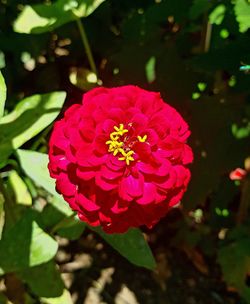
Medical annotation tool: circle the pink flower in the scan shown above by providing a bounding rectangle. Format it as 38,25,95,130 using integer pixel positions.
229,168,247,181
48,86,193,233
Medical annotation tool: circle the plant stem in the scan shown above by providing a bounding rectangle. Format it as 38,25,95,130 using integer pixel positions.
75,17,97,76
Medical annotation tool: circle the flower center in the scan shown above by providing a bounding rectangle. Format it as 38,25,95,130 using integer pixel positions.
105,123,147,165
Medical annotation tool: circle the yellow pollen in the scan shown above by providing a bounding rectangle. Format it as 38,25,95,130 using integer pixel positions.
113,124,129,136
106,124,147,166
118,150,135,165
137,135,147,142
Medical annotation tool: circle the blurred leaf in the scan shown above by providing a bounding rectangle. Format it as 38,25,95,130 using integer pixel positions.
8,171,32,206
0,210,58,274
18,261,65,299
14,0,106,34
0,92,66,168
145,56,156,83
0,187,4,240
218,236,250,301
0,293,12,304
0,70,6,118
189,0,211,20
209,4,226,25
232,123,250,139
90,227,156,270
234,0,250,33
69,67,99,91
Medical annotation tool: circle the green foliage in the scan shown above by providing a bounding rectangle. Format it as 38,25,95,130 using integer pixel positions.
19,261,65,298
18,149,155,267
0,71,6,118
218,225,250,302
0,92,66,168
14,0,106,34
0,210,58,274
17,149,64,200
234,0,250,33
0,0,250,302
91,226,156,270
8,170,32,206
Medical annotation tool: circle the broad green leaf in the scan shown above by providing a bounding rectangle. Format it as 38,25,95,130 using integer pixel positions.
8,170,32,206
14,0,106,34
218,237,250,301
18,261,66,299
17,150,84,239
0,210,58,274
234,0,250,33
0,71,6,118
90,227,156,270
17,150,72,213
0,92,65,168
41,289,73,304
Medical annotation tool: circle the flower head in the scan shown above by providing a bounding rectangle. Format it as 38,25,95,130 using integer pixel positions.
48,85,193,233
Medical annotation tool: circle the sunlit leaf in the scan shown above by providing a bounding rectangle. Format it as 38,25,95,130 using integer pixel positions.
0,210,58,274
234,0,250,33
17,150,62,200
0,92,66,168
8,170,32,206
14,0,106,34
17,150,84,239
90,226,156,270
0,71,6,118
41,289,73,304
145,56,156,83
209,4,226,25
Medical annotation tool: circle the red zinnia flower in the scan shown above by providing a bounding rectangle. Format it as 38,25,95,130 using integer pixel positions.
48,85,193,233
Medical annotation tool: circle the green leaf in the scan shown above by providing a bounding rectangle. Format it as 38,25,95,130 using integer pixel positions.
0,188,4,240
18,261,66,299
90,227,156,270
234,0,250,33
17,150,84,240
0,210,58,274
209,4,226,25
56,215,86,240
41,289,73,304
14,0,106,34
218,236,250,301
145,56,156,84
17,150,72,211
189,0,211,20
0,71,6,118
0,92,66,168
8,170,32,206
